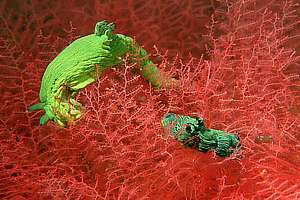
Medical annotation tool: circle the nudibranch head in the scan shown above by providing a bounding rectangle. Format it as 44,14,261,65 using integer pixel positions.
29,98,85,128
50,99,85,127
95,20,115,36
162,113,205,146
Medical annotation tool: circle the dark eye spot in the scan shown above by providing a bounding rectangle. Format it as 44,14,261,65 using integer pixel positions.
196,118,204,126
186,126,192,133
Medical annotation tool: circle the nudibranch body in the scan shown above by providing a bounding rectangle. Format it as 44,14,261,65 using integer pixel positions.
29,21,174,127
162,113,241,157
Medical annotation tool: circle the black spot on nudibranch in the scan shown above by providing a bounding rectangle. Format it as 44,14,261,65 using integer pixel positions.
186,125,192,133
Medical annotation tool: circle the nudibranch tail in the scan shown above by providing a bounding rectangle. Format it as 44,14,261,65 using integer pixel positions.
133,46,177,89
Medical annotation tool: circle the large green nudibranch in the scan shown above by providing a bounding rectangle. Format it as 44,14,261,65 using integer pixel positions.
29,20,174,127
162,113,241,157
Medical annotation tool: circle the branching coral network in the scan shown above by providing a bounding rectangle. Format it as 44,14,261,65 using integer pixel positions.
0,0,300,199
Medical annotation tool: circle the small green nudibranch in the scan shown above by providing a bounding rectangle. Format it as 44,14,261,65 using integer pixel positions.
162,113,241,157
29,20,174,127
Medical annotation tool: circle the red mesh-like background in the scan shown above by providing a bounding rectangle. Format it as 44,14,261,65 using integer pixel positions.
1,0,300,199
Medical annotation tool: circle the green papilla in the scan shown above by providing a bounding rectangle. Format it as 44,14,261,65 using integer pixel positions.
29,21,174,127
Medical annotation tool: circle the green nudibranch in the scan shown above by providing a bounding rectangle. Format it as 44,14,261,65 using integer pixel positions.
29,20,174,127
162,113,241,157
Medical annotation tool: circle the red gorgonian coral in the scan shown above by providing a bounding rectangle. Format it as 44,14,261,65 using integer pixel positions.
0,0,300,199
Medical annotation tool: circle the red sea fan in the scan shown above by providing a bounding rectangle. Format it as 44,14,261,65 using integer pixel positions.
1,0,300,199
